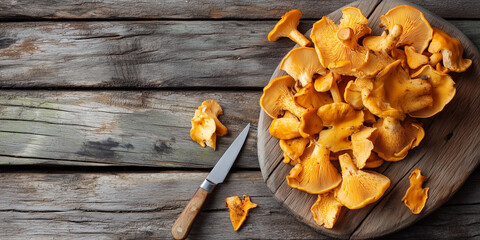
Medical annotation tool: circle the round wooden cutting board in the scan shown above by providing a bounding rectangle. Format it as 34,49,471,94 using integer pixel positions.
257,0,480,239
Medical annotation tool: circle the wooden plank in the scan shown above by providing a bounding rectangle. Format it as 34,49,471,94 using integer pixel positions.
0,0,478,20
258,0,480,239
0,19,479,88
0,170,478,239
0,90,259,168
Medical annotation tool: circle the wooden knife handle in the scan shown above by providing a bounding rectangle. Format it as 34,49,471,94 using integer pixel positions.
171,187,209,240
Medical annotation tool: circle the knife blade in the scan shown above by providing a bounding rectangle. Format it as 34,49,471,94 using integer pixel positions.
171,123,250,240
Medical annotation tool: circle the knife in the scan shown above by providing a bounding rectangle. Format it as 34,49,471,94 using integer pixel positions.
171,123,250,240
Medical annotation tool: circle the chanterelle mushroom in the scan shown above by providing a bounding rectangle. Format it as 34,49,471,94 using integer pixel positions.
268,9,312,47
359,60,433,120
300,107,323,138
335,153,391,209
373,117,424,161
317,103,364,152
281,47,327,87
428,27,472,72
402,168,429,214
409,65,456,118
190,100,227,150
311,192,343,229
310,7,371,75
294,82,333,109
260,75,306,119
280,138,310,165
351,126,377,169
269,112,301,140
363,24,403,53
379,5,433,53
287,143,342,194
225,195,258,231
405,46,429,69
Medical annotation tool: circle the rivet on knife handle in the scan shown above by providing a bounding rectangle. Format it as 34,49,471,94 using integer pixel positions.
171,186,210,240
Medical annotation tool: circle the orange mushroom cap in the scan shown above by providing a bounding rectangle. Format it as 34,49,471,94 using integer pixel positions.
373,117,424,161
294,82,333,109
190,100,227,150
428,27,472,72
379,5,433,53
405,45,429,69
391,48,409,74
300,107,324,138
409,65,456,118
344,80,364,109
317,103,364,152
281,47,327,87
260,75,306,119
311,192,343,229
351,126,378,169
269,112,302,140
287,143,342,194
280,138,310,165
314,71,335,92
268,9,312,47
334,153,391,209
225,195,258,231
310,7,370,75
402,168,429,214
360,60,433,120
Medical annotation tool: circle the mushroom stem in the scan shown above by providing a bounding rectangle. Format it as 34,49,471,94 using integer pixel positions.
289,29,312,47
385,24,403,52
337,27,356,48
330,74,343,103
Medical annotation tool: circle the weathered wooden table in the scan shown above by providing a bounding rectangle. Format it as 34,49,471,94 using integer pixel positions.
0,1,478,239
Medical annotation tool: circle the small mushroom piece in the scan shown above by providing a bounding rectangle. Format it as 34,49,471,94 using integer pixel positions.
269,112,301,140
402,168,429,214
363,24,403,53
335,153,391,209
373,117,424,161
405,46,429,69
314,71,335,92
280,138,310,165
281,47,327,87
300,108,324,138
310,7,370,74
351,127,377,169
317,103,364,152
428,28,472,72
287,143,342,194
360,60,433,120
225,195,258,231
352,50,395,78
429,52,443,66
294,82,333,109
268,9,312,47
311,192,343,229
190,100,227,150
344,80,364,109
260,75,306,119
409,65,456,118
379,5,433,53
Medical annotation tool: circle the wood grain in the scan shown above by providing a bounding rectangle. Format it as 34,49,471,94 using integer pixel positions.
0,20,479,88
257,0,480,239
0,91,259,168
0,170,477,239
0,0,477,19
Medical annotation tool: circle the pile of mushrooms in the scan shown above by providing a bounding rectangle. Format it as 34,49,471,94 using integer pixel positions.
261,6,471,228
